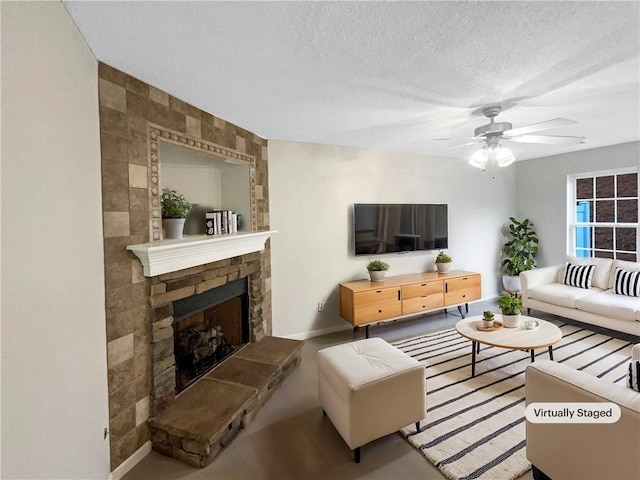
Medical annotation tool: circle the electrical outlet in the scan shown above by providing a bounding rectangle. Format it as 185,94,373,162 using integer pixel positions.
318,302,325,312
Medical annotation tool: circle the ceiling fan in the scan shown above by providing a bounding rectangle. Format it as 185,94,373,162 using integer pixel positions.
436,105,586,169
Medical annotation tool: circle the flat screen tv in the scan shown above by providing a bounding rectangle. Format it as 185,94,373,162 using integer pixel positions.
354,203,448,255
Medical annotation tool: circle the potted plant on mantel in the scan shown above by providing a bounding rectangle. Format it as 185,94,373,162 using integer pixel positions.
435,251,453,273
367,259,389,282
498,292,523,328
501,217,539,292
161,188,192,239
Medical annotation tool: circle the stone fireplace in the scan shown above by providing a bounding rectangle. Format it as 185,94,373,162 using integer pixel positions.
147,254,264,415
96,63,298,470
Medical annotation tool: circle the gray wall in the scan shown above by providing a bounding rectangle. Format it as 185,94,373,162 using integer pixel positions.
269,141,516,338
515,141,640,267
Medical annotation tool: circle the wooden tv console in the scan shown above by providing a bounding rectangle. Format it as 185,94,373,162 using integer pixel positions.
339,270,481,337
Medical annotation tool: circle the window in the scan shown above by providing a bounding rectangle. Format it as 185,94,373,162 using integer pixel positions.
568,169,638,261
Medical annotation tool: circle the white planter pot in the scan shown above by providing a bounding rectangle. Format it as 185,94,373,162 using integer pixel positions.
368,270,386,282
502,313,522,328
436,262,451,274
163,218,186,239
502,275,521,293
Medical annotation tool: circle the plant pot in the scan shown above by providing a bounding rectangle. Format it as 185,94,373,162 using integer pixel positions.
163,218,186,239
482,319,494,328
502,275,521,293
368,270,386,282
436,262,451,274
502,313,522,328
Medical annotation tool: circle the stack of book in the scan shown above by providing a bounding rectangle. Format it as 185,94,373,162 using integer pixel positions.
205,210,238,235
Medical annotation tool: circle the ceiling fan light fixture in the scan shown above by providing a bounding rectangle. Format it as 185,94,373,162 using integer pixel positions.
469,148,489,169
468,144,515,170
493,145,515,167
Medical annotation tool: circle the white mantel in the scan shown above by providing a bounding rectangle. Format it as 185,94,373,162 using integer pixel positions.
127,230,276,277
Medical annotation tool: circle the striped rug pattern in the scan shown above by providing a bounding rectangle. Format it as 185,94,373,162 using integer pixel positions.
392,322,634,480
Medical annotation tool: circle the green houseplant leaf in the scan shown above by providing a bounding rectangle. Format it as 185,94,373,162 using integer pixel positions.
501,217,539,276
161,188,192,219
367,260,389,271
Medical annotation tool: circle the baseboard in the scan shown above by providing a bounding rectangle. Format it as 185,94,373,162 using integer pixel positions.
110,441,151,480
282,295,499,341
283,323,352,340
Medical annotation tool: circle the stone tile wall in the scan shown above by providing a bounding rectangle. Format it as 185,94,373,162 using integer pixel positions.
97,63,271,469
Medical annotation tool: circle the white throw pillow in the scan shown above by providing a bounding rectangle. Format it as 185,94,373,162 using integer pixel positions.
613,268,640,297
562,263,595,289
566,255,613,290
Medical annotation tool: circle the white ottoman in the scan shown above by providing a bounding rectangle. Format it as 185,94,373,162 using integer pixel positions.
318,337,426,463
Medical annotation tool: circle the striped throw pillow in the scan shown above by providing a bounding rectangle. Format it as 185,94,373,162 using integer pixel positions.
629,361,640,392
562,263,595,289
613,268,640,297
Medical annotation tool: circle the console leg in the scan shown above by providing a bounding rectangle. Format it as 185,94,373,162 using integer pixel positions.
531,349,535,362
548,346,554,360
365,325,370,339
466,303,469,313
457,305,465,318
354,447,361,463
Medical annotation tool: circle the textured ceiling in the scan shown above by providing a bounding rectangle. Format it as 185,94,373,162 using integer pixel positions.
64,1,640,161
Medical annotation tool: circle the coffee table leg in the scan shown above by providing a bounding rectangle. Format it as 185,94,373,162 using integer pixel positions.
530,349,535,362
548,345,554,360
471,341,476,377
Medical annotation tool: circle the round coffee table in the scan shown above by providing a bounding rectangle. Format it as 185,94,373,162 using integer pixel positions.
455,315,563,377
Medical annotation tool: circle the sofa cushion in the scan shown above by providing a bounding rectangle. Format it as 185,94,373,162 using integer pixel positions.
575,290,640,322
613,268,640,297
562,263,595,289
566,255,613,290
609,260,640,289
528,283,598,308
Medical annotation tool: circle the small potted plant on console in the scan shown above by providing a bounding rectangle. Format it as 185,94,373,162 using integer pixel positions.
482,310,495,328
435,251,452,273
498,292,523,328
367,259,389,282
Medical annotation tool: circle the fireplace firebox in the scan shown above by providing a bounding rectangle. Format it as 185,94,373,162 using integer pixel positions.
172,278,249,393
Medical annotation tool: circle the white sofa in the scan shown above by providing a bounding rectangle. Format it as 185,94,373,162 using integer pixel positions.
525,344,640,480
521,256,640,337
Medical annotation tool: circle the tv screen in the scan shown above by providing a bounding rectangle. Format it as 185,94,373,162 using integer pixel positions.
354,203,448,255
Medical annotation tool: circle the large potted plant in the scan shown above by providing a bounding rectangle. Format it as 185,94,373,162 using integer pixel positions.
367,259,389,282
161,188,192,239
501,217,538,292
498,292,523,328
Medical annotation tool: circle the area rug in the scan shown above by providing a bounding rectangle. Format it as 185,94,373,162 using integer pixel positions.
392,321,634,480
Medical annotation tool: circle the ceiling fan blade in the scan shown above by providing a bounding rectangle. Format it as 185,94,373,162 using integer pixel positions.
503,118,577,137
434,137,480,141
450,141,483,150
508,134,586,145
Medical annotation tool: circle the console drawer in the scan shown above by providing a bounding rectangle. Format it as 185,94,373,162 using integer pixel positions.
352,288,401,325
402,280,443,299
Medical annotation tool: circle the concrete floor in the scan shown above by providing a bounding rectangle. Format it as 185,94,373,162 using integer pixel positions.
122,299,534,480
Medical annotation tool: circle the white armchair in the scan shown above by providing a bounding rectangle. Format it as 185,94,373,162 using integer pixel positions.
525,345,640,480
